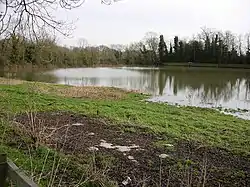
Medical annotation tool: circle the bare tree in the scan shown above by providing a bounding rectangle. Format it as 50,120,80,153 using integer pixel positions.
0,0,122,37
109,44,125,63
78,38,88,49
199,27,213,43
143,31,159,52
143,31,159,64
246,33,250,54
224,30,236,51
198,27,215,55
110,44,125,52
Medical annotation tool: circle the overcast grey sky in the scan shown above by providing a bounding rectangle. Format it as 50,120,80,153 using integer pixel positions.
57,0,250,46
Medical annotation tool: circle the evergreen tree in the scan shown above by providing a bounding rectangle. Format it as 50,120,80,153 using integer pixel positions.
179,41,184,62
158,35,168,65
173,36,179,60
169,43,173,54
169,42,173,62
246,35,250,64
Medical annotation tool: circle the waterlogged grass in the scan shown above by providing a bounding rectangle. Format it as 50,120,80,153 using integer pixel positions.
0,79,250,186
0,82,250,154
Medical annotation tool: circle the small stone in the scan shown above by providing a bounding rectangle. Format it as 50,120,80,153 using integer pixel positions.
128,156,134,160
88,132,95,136
127,156,139,164
122,176,132,186
88,146,99,151
159,154,170,159
132,159,139,164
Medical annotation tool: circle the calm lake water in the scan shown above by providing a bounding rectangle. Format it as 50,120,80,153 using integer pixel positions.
2,66,250,119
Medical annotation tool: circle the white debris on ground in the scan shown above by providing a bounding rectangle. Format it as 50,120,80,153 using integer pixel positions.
88,132,95,136
116,145,139,152
98,140,140,152
128,155,138,163
165,143,173,147
99,141,114,149
71,123,84,126
128,155,134,160
122,176,132,186
88,146,99,151
159,154,170,159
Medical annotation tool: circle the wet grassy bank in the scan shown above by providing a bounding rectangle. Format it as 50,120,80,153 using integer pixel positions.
0,78,250,186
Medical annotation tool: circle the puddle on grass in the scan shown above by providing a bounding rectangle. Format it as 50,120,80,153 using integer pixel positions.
147,98,250,120
219,110,250,120
99,140,140,152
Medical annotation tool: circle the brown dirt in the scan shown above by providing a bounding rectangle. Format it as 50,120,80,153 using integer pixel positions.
12,111,250,187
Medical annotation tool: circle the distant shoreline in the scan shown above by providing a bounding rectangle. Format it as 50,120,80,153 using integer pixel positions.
2,62,250,73
162,62,250,69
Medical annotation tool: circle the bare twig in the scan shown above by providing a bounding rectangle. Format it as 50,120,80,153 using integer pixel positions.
0,0,122,38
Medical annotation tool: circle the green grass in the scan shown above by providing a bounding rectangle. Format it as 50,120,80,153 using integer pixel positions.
0,81,250,185
0,118,117,186
1,83,249,153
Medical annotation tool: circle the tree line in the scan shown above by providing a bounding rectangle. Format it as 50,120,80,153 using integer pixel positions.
1,27,250,69
157,28,250,66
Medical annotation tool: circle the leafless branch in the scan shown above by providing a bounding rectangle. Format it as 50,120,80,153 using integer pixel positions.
0,0,122,39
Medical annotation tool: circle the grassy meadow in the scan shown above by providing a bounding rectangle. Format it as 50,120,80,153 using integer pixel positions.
0,78,250,186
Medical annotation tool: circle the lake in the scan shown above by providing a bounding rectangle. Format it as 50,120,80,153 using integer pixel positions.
2,66,250,119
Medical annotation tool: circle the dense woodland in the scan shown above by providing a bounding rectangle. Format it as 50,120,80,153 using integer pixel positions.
1,27,250,68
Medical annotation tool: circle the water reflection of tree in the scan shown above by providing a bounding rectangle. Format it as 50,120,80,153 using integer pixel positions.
158,70,168,95
136,68,249,103
62,68,250,105
170,70,247,103
1,69,58,83
245,77,250,101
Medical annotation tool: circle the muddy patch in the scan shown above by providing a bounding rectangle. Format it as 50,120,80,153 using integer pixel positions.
13,111,250,187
